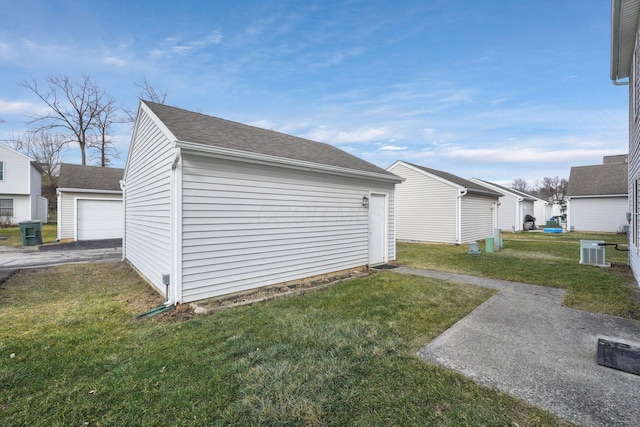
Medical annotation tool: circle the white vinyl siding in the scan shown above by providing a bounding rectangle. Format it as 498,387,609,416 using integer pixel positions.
58,191,122,240
179,154,393,302
496,193,518,231
123,108,174,294
461,195,496,243
0,146,29,195
568,197,628,233
391,163,457,243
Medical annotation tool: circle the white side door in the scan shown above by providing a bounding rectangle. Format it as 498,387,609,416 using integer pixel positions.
368,193,387,265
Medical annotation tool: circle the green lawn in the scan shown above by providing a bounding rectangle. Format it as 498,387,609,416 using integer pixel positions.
0,223,58,246
397,231,640,319
0,262,570,426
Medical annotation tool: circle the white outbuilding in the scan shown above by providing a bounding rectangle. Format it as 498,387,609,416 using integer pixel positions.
469,179,538,232
123,101,402,304
387,161,501,244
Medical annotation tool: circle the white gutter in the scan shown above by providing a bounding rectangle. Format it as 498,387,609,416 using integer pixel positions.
57,188,122,195
456,188,467,244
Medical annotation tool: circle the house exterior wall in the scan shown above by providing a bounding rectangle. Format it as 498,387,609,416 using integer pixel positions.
567,197,628,233
0,195,30,224
624,23,640,286
497,193,518,231
0,145,31,195
58,191,122,240
522,200,535,223
460,194,496,243
0,146,41,224
29,163,41,220
123,108,175,295
534,200,549,225
179,154,395,302
389,163,458,243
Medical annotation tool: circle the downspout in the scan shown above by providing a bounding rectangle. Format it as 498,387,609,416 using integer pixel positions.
56,189,61,241
456,188,467,244
566,196,572,232
516,196,524,231
119,180,126,262
166,148,182,307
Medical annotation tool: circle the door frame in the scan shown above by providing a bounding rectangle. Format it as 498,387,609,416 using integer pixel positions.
368,192,388,265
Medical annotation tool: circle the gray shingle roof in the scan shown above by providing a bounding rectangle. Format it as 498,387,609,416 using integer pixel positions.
144,101,398,179
567,162,628,196
472,178,537,201
401,162,502,197
58,163,124,192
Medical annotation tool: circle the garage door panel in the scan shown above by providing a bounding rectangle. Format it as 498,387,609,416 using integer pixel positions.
77,199,123,240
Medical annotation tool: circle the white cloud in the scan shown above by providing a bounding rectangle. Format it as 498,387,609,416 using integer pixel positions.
103,55,127,67
0,99,48,115
304,126,392,143
378,145,408,151
439,147,622,164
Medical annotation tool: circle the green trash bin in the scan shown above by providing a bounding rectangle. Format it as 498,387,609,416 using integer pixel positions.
19,221,42,246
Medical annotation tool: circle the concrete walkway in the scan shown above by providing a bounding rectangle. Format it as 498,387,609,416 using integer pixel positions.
0,239,122,273
393,267,640,427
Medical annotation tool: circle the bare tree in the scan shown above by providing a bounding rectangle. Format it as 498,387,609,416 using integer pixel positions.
122,76,168,124
536,176,568,203
136,76,167,104
89,96,120,167
511,178,530,193
19,74,107,165
9,130,67,182
8,130,68,216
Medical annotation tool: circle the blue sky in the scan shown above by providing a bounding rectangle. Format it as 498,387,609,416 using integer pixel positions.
0,0,628,186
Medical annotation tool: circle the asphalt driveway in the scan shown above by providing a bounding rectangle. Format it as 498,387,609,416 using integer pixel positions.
0,239,122,273
394,266,640,427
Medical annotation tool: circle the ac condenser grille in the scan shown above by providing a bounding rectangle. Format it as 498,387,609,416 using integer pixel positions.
579,240,610,267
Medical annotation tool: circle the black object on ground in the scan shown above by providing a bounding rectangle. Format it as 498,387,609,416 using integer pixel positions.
38,238,122,251
597,338,640,375
372,264,398,270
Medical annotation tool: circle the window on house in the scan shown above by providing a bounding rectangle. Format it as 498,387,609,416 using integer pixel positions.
0,161,4,181
0,199,13,217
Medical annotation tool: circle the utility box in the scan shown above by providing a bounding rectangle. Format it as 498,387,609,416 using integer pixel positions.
19,221,42,246
579,240,609,267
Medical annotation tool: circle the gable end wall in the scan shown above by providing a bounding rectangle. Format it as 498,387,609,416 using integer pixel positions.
124,108,174,294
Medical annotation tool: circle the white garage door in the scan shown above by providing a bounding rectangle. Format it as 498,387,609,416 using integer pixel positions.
77,199,123,240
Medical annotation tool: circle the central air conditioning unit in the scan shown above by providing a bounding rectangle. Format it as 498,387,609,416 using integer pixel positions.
579,240,610,267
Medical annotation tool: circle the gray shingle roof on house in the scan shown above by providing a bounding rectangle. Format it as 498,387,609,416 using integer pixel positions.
603,154,628,164
402,162,502,197
144,101,398,179
472,178,537,201
58,163,124,192
567,162,628,196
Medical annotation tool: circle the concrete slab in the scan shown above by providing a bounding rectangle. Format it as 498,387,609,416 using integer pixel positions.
394,267,640,426
0,240,122,271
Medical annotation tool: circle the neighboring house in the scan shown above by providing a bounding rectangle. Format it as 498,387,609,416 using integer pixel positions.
565,155,628,233
470,179,537,231
387,161,502,244
611,0,639,285
57,163,124,241
123,101,402,304
0,144,48,224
